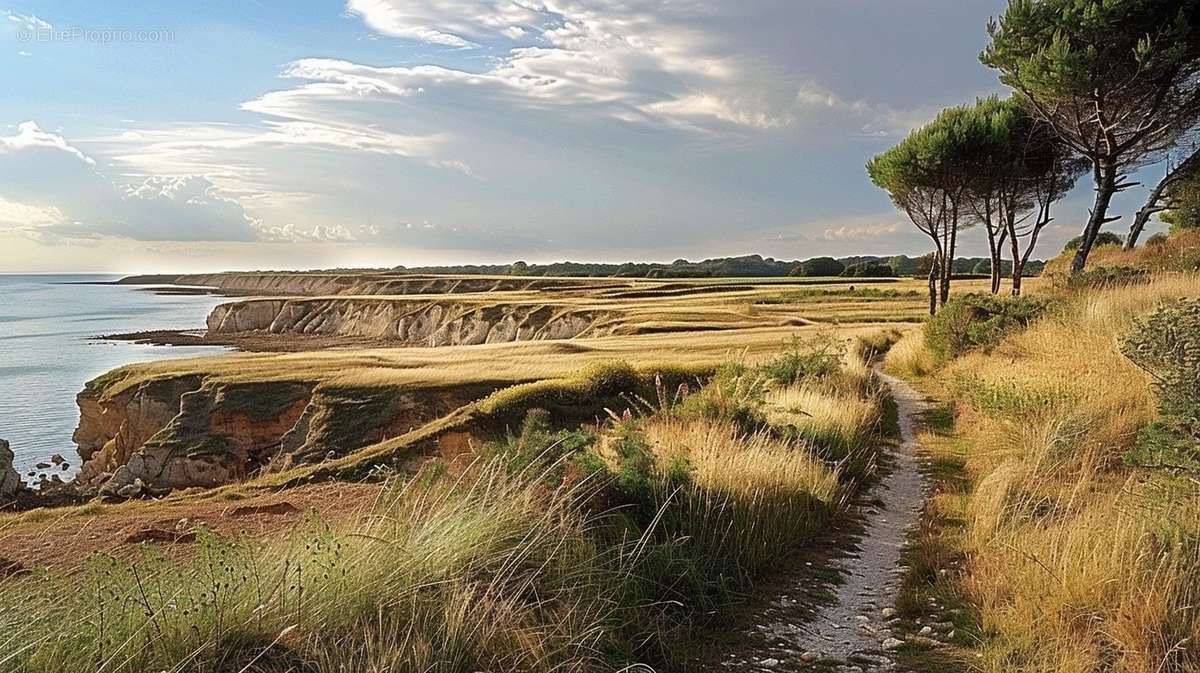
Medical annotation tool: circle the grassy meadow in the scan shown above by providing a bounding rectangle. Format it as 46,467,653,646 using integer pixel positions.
0,327,899,673
885,261,1200,672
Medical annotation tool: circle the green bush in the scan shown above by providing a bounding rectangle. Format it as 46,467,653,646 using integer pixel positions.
759,333,846,385
1121,299,1200,423
925,293,1055,360
485,409,598,484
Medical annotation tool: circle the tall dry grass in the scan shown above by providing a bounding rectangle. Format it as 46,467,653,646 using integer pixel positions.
884,330,936,379
0,462,616,673
0,337,896,673
931,274,1200,672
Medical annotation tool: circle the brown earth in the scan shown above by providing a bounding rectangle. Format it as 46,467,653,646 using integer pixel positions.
0,481,381,573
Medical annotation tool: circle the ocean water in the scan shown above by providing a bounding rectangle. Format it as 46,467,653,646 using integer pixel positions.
0,274,230,475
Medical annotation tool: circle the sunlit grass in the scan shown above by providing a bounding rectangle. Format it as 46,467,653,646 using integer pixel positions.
923,273,1200,672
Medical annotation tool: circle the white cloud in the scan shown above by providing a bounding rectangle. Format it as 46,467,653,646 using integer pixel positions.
0,195,64,230
0,121,95,165
0,122,262,243
760,216,910,244
4,10,51,31
816,220,904,241
642,93,791,130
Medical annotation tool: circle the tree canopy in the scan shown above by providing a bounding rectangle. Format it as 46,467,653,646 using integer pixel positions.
981,0,1200,271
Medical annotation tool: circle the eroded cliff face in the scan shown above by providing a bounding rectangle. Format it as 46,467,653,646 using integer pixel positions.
206,299,613,346
72,374,493,495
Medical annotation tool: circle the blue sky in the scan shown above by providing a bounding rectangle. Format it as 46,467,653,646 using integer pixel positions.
0,1,1167,272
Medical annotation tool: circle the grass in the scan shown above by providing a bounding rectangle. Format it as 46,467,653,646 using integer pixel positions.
0,334,897,673
894,272,1200,673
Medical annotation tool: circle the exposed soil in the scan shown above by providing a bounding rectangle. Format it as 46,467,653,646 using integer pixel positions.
711,371,929,672
0,481,382,572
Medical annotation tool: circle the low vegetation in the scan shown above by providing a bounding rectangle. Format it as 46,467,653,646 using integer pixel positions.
886,260,1200,672
0,332,898,673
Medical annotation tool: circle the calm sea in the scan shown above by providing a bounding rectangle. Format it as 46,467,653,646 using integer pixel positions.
0,274,230,475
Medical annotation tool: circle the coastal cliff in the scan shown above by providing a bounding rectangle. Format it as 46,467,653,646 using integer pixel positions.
72,373,496,496
205,298,615,345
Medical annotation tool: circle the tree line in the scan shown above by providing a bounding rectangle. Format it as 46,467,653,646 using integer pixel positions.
394,253,1042,280
869,0,1200,314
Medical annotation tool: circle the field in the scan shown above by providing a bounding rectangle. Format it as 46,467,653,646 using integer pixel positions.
14,261,1198,673
0,272,935,672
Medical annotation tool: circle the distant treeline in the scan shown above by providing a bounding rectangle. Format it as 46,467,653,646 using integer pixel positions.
396,254,1045,279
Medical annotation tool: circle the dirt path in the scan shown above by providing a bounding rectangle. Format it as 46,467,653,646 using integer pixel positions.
716,370,929,672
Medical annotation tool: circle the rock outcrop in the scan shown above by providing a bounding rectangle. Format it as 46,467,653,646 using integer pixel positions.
206,298,613,346
0,439,25,500
72,374,493,496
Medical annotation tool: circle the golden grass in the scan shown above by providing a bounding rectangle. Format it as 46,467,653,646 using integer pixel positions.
763,384,881,451
883,330,936,379
639,415,841,506
926,273,1200,672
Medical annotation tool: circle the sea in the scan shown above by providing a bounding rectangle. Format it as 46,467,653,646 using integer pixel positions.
0,274,230,476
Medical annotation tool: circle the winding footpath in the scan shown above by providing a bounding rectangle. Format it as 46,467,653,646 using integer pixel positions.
718,371,930,672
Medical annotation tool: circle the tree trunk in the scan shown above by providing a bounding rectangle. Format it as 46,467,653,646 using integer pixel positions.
940,204,958,305
927,253,939,316
1072,161,1119,273
1008,228,1024,296
990,248,1002,294
1124,150,1200,248
984,198,1002,294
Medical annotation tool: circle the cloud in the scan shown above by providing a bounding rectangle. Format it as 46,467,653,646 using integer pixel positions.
0,122,262,243
8,2,979,259
0,121,95,165
4,10,51,31
759,216,914,247
816,221,905,241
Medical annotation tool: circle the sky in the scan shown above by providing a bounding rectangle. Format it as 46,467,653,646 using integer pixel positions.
0,0,1170,273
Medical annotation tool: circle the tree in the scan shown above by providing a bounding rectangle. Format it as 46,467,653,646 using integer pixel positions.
1064,231,1123,252
1128,142,1200,242
1161,167,1200,231
952,96,1082,295
796,256,846,277
982,0,1200,272
840,262,897,278
888,255,917,276
868,107,980,314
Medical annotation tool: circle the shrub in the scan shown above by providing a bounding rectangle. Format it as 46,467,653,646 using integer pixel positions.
758,333,846,385
1146,232,1170,247
925,293,1055,360
1067,265,1150,290
478,361,707,423
1121,299,1200,423
485,409,598,483
674,364,767,430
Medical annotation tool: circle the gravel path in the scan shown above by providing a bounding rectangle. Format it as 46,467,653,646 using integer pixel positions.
717,371,929,672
